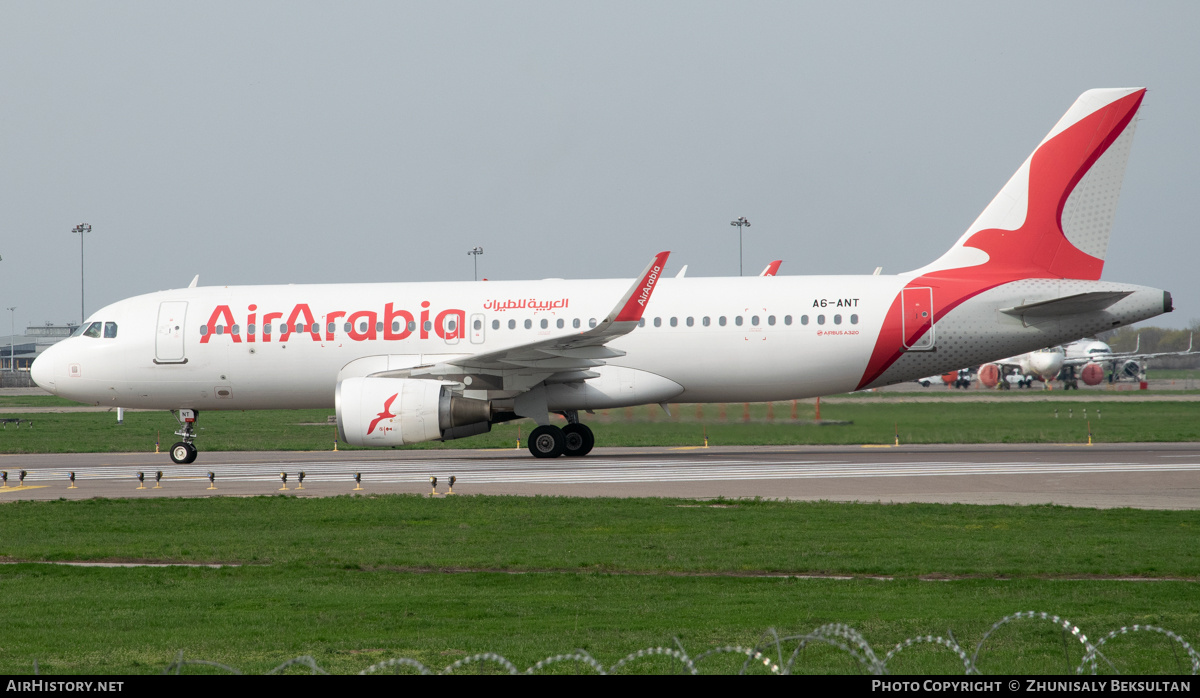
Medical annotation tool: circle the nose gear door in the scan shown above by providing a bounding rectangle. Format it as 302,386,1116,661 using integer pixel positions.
155,301,188,364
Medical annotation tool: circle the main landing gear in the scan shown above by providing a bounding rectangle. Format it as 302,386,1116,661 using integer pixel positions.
169,408,199,464
528,411,594,459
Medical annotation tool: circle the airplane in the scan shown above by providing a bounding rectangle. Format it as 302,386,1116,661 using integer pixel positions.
31,88,1175,464
967,332,1194,389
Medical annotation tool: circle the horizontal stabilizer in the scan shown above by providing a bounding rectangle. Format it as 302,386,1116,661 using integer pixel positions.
1000,291,1132,318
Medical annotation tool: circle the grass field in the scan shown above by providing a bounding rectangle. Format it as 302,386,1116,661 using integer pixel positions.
1,398,1198,453
1,496,1198,674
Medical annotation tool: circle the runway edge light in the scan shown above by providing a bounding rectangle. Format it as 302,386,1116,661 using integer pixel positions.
154,471,162,489
279,472,289,491
136,472,145,490
353,472,362,491
68,472,76,489
297,471,305,490
207,471,217,490
447,475,456,495
429,476,438,497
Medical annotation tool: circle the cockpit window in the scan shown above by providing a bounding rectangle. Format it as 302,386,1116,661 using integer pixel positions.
104,322,118,339
82,322,103,338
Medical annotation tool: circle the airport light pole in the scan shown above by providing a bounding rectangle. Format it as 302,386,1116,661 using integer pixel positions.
71,224,92,324
730,217,751,276
6,307,14,372
468,246,483,281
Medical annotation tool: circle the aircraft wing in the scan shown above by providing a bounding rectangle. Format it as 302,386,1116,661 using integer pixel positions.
1064,332,1195,367
448,251,669,372
370,252,670,388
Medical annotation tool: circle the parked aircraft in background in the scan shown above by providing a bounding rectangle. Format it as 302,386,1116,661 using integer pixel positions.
956,333,1194,389
32,88,1174,463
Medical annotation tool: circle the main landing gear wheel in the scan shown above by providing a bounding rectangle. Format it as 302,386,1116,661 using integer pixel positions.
562,423,594,457
528,425,566,459
169,442,198,464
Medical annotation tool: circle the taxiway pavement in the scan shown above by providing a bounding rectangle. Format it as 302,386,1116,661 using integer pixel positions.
1,444,1198,509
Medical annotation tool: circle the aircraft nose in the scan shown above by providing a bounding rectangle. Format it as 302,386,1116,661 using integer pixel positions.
30,347,58,392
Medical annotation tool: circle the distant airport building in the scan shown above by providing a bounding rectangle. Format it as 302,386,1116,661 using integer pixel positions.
2,323,78,371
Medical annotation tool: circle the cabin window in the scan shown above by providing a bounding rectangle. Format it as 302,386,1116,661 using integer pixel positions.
492,319,500,330
589,318,597,328
509,319,516,330
653,317,661,327
342,323,350,333
393,321,402,332
556,319,564,329
375,322,383,333
448,320,457,332
784,315,792,325
735,316,743,326
686,317,694,327
199,325,208,336
851,314,859,324
263,324,272,335
638,319,645,327
703,317,711,327
424,321,432,332
767,315,775,326
248,324,256,335
540,319,548,329
215,325,224,335
103,322,118,338
328,323,336,333
751,316,759,326
573,318,581,329
800,315,809,325
473,319,482,331
834,314,842,325
817,314,826,325
233,325,241,335
719,316,726,326
524,319,532,330
667,317,675,327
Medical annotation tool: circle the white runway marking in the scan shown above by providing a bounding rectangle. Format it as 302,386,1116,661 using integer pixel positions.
15,457,1200,486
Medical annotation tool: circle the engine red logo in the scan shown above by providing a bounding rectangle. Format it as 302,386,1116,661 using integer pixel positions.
367,393,398,435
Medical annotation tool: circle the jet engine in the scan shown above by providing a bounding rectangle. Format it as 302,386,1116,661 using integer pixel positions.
1080,362,1105,386
1119,360,1142,380
978,363,1002,388
336,377,492,447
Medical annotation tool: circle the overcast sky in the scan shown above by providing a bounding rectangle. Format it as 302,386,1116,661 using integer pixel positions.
3,1,1197,331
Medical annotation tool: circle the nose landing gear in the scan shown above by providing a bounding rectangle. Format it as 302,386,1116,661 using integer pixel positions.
169,409,199,464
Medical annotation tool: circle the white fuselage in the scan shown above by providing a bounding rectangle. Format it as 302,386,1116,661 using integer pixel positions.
32,274,1169,412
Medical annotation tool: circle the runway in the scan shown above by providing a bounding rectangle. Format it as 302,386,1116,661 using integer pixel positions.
2,444,1199,509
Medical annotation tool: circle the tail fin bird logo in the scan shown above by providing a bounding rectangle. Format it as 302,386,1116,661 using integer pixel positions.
367,393,398,435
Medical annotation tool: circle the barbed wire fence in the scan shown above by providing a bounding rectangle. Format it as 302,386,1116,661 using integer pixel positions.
126,611,1200,675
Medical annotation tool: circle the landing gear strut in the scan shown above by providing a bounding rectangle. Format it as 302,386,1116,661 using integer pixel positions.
169,409,199,464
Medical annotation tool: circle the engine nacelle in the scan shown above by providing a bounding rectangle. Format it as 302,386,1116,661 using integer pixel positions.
1081,362,1105,386
336,377,492,447
978,363,1001,388
1120,360,1142,379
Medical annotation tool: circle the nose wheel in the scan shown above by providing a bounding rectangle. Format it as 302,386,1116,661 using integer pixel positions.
169,408,200,464
169,442,198,464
